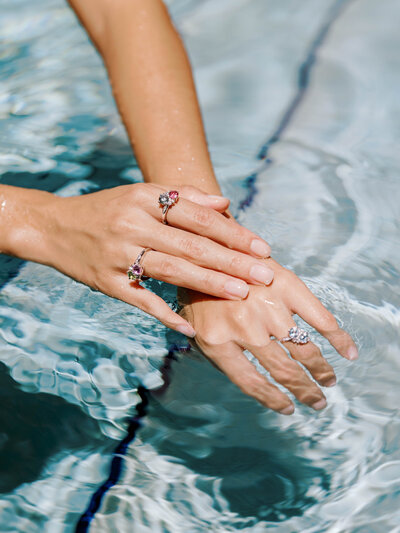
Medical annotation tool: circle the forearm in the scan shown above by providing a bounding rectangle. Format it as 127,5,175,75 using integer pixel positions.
69,0,222,195
0,185,55,263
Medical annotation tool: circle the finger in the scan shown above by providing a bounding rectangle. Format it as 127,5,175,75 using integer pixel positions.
283,341,336,388
178,185,230,213
146,188,270,259
143,220,274,286
200,341,295,414
288,278,358,361
246,341,327,410
140,249,250,300
109,276,196,337
273,318,337,388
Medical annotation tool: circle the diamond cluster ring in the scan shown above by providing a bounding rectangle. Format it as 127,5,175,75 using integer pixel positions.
280,326,310,344
127,248,152,282
159,190,179,225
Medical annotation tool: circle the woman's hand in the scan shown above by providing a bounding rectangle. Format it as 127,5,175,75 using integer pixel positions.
38,183,274,336
179,258,358,413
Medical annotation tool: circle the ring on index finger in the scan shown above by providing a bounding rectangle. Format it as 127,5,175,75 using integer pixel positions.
159,190,179,225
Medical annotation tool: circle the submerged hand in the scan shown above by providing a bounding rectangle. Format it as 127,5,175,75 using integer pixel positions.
43,183,274,335
179,258,358,413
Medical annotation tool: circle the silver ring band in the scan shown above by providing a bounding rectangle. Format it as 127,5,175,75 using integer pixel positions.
161,204,169,225
127,247,152,282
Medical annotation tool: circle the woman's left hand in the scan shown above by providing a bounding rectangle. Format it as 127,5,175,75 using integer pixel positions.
179,258,358,414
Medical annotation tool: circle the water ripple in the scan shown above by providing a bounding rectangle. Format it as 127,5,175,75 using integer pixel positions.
1,0,400,531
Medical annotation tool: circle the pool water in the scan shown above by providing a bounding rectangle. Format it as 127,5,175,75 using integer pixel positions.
1,0,400,531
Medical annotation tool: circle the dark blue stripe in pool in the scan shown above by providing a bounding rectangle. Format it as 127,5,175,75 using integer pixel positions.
239,0,352,211
74,386,148,533
74,344,190,532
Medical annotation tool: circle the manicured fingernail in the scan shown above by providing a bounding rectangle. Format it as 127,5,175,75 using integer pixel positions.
250,239,270,258
311,398,327,411
224,280,249,299
347,346,358,360
176,324,196,338
279,405,295,415
325,377,337,387
250,264,274,285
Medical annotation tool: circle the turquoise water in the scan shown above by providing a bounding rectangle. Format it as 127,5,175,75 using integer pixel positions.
1,0,400,531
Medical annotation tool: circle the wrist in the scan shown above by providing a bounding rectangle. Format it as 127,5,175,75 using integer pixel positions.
0,185,59,265
143,152,223,196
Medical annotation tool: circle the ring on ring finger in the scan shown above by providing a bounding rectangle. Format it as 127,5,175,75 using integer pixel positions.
280,326,310,344
127,248,152,282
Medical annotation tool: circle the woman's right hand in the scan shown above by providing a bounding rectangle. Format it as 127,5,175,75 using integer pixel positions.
179,258,358,413
40,183,274,335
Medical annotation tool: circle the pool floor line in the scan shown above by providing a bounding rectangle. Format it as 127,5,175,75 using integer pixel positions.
74,385,148,533
239,0,352,211
74,343,190,532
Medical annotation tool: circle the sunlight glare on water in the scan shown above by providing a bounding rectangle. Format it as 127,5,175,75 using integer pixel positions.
0,0,399,531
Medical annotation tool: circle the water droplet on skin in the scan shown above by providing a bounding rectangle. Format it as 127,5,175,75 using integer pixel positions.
263,298,275,306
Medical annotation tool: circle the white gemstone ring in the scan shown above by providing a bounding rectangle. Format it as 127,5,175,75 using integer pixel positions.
280,326,310,345
159,190,179,225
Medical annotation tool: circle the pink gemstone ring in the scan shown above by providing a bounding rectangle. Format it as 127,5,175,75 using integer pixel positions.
127,248,152,282
159,190,179,225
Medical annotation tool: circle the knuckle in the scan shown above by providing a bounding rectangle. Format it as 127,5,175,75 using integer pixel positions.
113,214,134,235
134,294,156,315
295,345,322,365
131,183,149,203
243,380,289,411
231,224,249,246
179,185,195,198
180,237,205,259
193,206,214,228
240,376,266,399
300,387,323,406
280,268,298,286
158,258,177,280
139,301,153,315
91,272,106,294
201,335,222,348
202,270,218,291
318,311,339,333
229,254,246,272
200,329,229,347
272,366,299,387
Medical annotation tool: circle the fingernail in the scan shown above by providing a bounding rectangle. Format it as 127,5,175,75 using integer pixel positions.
176,324,196,338
347,346,358,360
250,239,270,258
224,280,249,299
250,264,274,285
325,377,337,387
311,398,327,411
279,405,295,415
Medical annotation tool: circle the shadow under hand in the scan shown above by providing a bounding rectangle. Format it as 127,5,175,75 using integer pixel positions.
143,352,330,523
